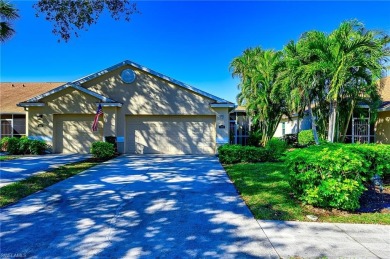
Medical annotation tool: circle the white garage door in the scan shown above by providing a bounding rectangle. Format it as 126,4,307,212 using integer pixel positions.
126,115,215,155
54,114,103,154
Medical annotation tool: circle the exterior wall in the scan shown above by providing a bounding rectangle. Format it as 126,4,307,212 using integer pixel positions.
25,65,228,154
375,111,390,144
211,107,230,146
27,87,101,149
273,116,311,138
82,65,224,153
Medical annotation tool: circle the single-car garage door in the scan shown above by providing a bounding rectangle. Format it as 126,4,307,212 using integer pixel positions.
54,114,103,154
126,115,215,155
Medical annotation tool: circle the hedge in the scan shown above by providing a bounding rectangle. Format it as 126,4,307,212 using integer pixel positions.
91,141,115,159
1,137,47,155
286,143,390,211
218,140,287,164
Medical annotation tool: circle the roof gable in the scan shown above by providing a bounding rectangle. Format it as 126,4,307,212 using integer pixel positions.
74,60,232,104
18,83,122,107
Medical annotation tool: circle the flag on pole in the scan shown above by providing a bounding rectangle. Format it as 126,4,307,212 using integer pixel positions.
92,104,103,132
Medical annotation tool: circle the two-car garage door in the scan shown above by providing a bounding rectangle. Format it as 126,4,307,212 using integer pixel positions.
53,114,216,155
126,115,216,155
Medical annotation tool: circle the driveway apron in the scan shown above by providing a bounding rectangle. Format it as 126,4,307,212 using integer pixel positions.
0,155,278,258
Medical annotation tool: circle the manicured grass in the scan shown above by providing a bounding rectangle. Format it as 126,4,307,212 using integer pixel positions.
0,158,105,207
224,162,390,224
0,156,16,161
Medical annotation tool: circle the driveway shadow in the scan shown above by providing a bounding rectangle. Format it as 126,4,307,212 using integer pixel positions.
1,155,278,258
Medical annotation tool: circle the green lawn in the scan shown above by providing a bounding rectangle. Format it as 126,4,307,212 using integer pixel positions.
224,162,390,224
0,156,16,161
0,158,105,207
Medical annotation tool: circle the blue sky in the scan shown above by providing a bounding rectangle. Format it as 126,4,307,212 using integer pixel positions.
1,1,390,103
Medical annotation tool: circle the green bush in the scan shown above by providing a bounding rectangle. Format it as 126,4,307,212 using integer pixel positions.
7,137,21,155
298,130,315,146
286,143,390,211
29,140,47,155
18,137,31,154
265,138,287,161
3,137,47,155
91,141,115,159
1,137,11,152
218,144,269,164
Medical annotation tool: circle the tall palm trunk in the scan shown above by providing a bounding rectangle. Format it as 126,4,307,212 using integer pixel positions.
308,101,320,145
328,100,337,142
340,100,355,142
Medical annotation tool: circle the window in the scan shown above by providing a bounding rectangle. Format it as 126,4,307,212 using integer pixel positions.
0,114,26,139
282,122,286,136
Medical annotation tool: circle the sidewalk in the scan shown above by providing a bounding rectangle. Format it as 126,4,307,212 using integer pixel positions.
258,220,390,258
0,154,90,187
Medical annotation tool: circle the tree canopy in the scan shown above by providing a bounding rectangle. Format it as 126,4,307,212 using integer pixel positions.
0,0,19,42
0,0,139,43
232,20,390,145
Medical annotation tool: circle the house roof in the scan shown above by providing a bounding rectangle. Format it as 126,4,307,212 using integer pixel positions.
0,82,64,113
73,60,232,104
19,83,122,107
17,60,233,108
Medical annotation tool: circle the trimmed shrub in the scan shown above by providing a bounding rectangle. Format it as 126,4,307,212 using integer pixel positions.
18,137,31,154
91,141,115,159
7,137,21,155
1,137,11,152
286,143,390,211
265,138,287,161
218,144,269,164
298,130,315,146
29,140,47,155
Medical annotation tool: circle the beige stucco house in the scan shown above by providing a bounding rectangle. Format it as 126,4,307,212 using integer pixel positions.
15,60,234,154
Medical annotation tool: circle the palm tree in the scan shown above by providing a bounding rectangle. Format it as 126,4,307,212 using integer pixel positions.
231,47,287,146
326,20,390,142
0,0,19,42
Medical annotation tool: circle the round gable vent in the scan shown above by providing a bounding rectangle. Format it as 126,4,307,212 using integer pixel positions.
121,69,136,84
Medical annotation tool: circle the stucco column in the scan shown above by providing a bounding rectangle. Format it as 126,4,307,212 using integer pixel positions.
211,107,230,147
102,106,116,138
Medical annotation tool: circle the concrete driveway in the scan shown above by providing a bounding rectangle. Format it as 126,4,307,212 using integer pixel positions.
0,155,278,258
0,154,90,187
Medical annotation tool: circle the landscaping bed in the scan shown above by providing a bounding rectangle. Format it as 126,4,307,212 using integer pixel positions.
224,162,390,224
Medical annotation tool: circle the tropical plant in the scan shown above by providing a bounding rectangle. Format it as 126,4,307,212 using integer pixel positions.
325,20,389,142
0,0,19,42
230,47,288,146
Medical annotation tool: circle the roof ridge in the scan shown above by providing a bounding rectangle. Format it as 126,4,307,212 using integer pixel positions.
73,60,233,104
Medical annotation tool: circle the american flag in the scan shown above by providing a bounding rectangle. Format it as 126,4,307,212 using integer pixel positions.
92,104,103,132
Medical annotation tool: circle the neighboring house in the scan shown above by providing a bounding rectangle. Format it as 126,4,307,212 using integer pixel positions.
376,76,390,143
10,60,234,154
0,83,64,139
232,76,390,144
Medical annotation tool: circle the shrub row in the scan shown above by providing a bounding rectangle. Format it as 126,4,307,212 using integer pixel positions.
218,138,287,164
91,141,115,159
1,137,47,155
286,143,390,211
